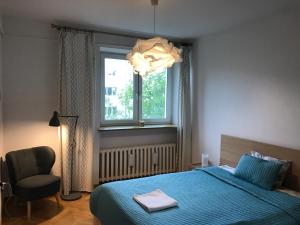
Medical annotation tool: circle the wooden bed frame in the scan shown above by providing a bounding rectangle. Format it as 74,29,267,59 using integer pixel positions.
93,135,300,224
221,134,300,191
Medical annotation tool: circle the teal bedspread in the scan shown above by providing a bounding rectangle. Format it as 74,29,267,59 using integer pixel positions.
90,167,300,225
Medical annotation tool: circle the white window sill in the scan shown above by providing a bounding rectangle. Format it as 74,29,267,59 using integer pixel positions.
98,124,177,131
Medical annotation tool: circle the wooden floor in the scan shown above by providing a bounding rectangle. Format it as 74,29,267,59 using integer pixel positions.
3,193,94,225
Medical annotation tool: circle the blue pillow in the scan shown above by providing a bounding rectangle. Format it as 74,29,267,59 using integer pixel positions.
234,154,282,190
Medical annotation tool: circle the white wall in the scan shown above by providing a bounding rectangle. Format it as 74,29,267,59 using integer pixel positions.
195,9,300,165
2,16,60,173
99,128,176,149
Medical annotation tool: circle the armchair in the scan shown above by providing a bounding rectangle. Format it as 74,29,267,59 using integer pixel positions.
5,146,60,219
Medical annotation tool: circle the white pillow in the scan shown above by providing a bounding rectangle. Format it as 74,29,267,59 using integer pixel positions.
219,165,236,174
277,189,300,198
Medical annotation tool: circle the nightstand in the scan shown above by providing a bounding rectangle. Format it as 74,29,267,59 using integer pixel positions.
191,163,202,169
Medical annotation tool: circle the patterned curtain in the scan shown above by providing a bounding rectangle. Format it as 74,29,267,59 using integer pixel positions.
59,29,95,193
177,46,192,171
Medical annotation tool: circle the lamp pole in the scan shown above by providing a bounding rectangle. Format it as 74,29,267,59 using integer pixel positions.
59,115,81,201
49,111,81,201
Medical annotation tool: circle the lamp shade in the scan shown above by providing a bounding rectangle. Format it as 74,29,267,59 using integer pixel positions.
49,111,60,127
127,37,182,77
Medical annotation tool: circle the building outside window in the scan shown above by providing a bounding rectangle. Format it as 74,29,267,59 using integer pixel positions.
105,87,117,96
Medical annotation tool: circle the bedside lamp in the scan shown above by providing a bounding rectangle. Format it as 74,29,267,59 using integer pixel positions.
201,153,209,168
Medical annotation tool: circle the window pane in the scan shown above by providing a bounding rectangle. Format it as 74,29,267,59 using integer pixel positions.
142,70,167,120
104,58,134,120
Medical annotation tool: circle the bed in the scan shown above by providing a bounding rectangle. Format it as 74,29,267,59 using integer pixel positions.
90,135,300,225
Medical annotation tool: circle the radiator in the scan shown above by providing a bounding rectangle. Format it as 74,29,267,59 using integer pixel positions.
99,143,177,183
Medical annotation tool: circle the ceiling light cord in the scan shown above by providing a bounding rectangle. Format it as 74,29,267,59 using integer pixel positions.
151,0,158,35
153,3,156,34
127,0,182,77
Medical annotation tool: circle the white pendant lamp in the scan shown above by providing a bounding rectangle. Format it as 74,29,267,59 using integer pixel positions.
127,0,182,77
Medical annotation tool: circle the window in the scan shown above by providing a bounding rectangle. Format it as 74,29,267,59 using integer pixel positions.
100,49,172,126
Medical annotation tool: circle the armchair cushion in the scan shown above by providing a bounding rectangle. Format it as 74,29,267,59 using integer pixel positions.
15,175,60,201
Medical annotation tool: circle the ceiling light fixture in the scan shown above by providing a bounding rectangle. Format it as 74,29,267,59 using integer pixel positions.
127,0,182,77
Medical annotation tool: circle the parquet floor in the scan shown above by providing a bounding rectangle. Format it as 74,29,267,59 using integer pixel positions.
3,193,94,225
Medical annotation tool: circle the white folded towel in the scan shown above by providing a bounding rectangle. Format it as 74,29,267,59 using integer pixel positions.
133,189,178,212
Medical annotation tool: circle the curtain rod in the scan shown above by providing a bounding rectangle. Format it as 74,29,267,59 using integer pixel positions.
51,24,193,46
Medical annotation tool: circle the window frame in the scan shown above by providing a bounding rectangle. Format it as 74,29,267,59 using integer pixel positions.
99,47,172,127
100,51,138,126
138,69,172,125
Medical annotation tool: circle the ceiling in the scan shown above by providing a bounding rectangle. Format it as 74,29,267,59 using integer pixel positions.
0,0,299,39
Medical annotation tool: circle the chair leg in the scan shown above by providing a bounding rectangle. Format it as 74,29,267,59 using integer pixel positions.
13,195,18,207
94,216,102,225
55,192,61,207
27,201,31,220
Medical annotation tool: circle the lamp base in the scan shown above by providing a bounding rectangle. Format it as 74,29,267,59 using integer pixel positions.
60,191,82,201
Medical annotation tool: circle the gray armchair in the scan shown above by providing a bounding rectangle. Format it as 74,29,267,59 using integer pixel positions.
5,146,61,219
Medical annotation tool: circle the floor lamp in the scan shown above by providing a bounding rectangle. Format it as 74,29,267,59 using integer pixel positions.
49,111,82,201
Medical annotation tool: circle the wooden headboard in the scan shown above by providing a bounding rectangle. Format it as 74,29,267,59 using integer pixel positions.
221,135,300,191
